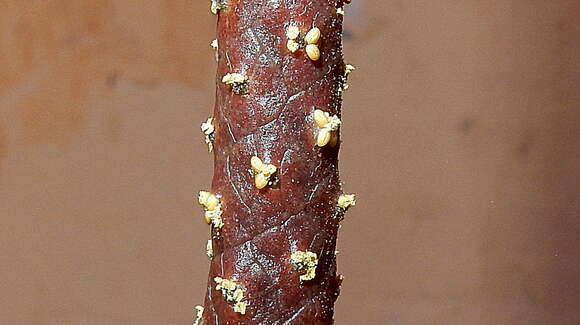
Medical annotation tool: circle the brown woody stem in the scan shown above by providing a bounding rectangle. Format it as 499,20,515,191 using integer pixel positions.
201,1,351,323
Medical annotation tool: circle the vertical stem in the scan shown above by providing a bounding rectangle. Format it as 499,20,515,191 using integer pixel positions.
200,1,353,323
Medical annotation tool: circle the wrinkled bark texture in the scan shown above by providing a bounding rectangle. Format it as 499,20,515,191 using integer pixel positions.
203,0,346,324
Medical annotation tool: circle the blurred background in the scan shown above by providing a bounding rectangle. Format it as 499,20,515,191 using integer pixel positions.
1,1,580,324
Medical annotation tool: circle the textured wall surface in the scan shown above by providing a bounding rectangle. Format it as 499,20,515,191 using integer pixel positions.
1,1,580,324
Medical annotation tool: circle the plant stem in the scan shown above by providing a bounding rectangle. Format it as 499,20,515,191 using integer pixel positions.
200,1,353,323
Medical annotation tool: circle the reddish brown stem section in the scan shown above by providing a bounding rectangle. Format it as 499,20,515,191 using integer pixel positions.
203,1,346,323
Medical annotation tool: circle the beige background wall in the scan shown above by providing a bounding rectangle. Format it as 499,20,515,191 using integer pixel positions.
1,1,579,324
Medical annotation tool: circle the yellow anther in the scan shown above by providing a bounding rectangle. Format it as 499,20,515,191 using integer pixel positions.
202,192,220,211
233,288,244,302
222,73,248,94
254,173,269,189
234,301,247,315
326,115,341,130
291,250,318,281
286,25,300,40
305,27,321,45
339,63,355,95
206,239,213,258
250,156,277,189
263,164,277,176
201,117,215,152
198,191,211,206
222,73,247,85
210,39,219,61
345,64,355,75
193,305,204,325
313,109,341,147
305,44,320,61
205,209,224,229
317,128,332,147
198,191,223,229
250,156,264,172
338,194,356,210
314,109,329,127
286,25,301,53
214,277,247,314
286,39,299,53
